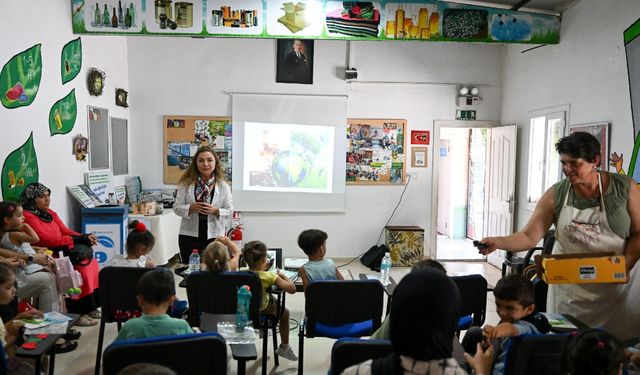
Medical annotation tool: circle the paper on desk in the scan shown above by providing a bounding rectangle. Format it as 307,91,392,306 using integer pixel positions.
284,258,307,270
365,274,380,281
542,312,577,329
25,322,69,334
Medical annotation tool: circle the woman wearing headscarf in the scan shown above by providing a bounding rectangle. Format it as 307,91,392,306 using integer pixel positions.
174,146,233,263
21,183,100,326
342,269,493,375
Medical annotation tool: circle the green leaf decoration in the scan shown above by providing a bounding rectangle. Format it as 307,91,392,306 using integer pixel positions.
1,133,39,201
0,44,42,109
61,38,82,84
49,89,77,136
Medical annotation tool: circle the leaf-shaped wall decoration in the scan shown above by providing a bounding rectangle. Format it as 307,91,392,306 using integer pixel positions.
61,38,82,84
1,44,42,109
1,133,39,201
49,89,77,136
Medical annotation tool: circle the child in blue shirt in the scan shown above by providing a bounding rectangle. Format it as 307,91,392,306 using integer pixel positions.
462,273,550,375
297,229,343,291
115,269,192,341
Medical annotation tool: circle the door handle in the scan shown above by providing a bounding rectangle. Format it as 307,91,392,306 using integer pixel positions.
505,194,517,213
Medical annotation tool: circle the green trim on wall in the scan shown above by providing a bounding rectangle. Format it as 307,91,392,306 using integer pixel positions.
624,18,640,44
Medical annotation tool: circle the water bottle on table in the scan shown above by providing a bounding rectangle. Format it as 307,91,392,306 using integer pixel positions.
236,285,251,331
188,249,200,272
380,252,392,286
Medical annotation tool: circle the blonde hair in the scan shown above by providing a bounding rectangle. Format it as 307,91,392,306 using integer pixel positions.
178,146,225,186
203,242,229,273
242,241,267,270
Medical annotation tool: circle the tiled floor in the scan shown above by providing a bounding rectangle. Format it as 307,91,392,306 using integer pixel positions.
437,235,486,261
55,260,502,375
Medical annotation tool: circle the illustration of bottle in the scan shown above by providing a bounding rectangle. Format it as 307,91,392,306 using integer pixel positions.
395,6,405,39
118,1,124,27
129,3,136,26
102,5,110,26
112,7,118,27
253,10,258,26
125,8,132,28
429,11,440,37
94,3,102,27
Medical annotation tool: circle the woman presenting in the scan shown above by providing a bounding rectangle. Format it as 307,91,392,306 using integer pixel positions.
174,146,233,263
480,132,640,340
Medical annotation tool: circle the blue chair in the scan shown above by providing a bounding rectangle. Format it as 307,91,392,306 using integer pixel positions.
330,338,393,375
298,280,384,375
102,332,227,375
503,333,567,375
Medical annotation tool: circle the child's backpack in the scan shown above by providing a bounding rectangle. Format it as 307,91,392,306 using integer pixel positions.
360,244,388,272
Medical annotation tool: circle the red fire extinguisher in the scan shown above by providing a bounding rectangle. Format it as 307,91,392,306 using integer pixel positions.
228,224,243,248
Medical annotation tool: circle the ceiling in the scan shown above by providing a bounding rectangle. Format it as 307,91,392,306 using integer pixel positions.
449,0,582,15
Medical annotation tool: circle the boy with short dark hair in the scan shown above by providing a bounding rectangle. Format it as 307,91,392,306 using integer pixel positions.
297,229,343,291
115,269,193,341
463,273,550,375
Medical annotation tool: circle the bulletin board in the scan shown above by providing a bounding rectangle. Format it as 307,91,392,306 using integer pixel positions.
163,115,232,184
346,119,406,185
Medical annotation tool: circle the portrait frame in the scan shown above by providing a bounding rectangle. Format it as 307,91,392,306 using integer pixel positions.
569,122,609,168
411,147,428,168
276,39,314,85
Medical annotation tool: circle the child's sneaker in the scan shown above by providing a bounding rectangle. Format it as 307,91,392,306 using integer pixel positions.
276,344,298,361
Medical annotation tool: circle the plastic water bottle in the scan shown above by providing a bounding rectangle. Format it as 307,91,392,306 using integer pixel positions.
236,285,251,330
380,252,392,286
137,254,149,268
15,268,27,289
188,249,200,272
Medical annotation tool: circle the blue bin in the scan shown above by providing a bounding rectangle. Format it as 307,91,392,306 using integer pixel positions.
81,205,129,268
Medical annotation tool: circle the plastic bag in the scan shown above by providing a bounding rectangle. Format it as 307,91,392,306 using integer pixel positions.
54,256,83,299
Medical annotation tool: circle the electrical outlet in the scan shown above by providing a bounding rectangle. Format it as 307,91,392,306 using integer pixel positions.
409,172,418,180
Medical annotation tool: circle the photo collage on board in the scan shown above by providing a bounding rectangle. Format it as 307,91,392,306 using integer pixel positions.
347,121,404,183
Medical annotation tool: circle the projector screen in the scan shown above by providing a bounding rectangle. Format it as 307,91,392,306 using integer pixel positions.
232,94,346,212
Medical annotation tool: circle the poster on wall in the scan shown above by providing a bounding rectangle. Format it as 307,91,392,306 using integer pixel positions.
1,133,39,201
71,0,561,44
347,118,406,184
61,37,82,84
164,116,233,184
569,122,609,170
0,44,42,109
49,89,78,136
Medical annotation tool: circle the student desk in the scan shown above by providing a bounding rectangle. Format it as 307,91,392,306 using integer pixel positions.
129,212,181,265
358,273,397,315
200,313,257,375
16,313,79,375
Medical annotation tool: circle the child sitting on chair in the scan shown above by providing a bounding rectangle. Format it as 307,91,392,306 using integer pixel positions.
114,269,192,341
202,236,241,273
109,220,156,268
243,240,297,361
462,273,551,375
562,329,624,375
297,229,343,291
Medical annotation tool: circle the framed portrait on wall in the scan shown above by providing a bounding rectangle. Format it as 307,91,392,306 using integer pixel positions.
569,122,609,168
276,39,314,84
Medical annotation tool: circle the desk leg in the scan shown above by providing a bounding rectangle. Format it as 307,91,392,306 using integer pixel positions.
237,359,246,375
34,357,40,375
386,295,391,316
49,352,56,375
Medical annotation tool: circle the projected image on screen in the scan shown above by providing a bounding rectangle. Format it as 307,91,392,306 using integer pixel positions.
243,122,334,193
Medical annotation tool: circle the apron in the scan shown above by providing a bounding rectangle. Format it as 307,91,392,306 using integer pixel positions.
549,172,640,339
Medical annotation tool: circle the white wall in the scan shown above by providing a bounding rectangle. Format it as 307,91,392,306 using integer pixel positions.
501,0,640,230
127,37,503,258
1,0,129,229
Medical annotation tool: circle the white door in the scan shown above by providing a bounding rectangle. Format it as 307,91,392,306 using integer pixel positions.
485,125,517,268
437,140,451,236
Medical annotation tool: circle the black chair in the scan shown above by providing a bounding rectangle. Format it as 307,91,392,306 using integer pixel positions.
94,266,154,375
502,230,556,276
298,280,384,375
186,271,279,375
330,338,393,374
102,332,227,375
452,274,488,335
503,333,567,375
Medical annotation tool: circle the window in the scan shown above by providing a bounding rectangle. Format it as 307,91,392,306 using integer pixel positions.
527,111,566,206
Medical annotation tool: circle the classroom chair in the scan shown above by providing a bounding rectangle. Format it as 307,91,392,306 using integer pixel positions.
329,338,393,375
298,280,384,375
186,271,281,375
102,332,227,375
503,333,567,375
502,230,556,276
452,274,488,335
94,266,154,375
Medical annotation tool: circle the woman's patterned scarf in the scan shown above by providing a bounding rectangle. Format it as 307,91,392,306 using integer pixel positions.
20,183,53,223
195,175,215,203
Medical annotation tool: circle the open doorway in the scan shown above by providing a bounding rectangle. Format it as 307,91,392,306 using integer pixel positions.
436,127,487,260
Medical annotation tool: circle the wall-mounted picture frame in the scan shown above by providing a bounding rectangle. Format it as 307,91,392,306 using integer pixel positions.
569,122,609,168
276,39,314,84
87,68,106,96
412,147,428,167
115,88,129,107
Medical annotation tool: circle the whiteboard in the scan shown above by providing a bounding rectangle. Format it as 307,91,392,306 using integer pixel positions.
88,106,110,170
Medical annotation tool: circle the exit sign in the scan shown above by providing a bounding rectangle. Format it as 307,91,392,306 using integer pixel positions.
456,110,476,120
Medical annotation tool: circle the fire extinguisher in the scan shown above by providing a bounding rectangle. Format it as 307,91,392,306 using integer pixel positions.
228,224,243,249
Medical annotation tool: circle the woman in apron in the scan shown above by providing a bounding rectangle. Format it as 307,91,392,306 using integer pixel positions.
479,132,640,340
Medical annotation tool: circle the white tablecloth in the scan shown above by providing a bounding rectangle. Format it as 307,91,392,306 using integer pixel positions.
128,211,181,265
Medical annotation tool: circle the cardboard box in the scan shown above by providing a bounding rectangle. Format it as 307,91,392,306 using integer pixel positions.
132,202,156,216
539,252,627,284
